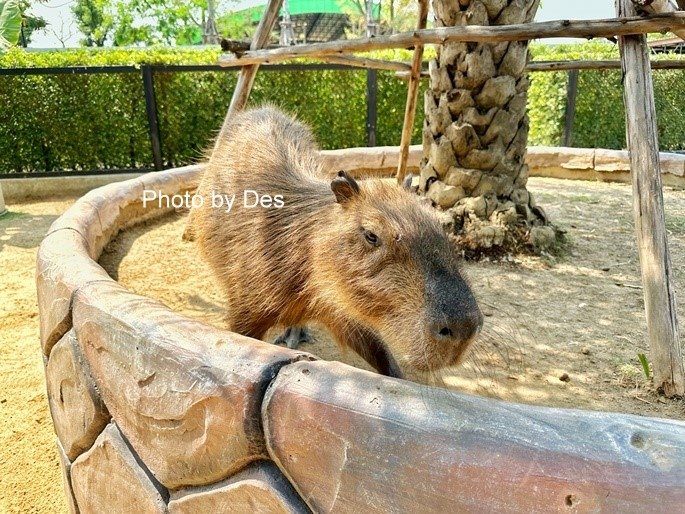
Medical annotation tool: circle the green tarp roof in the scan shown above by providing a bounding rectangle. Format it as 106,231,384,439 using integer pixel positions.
231,0,379,24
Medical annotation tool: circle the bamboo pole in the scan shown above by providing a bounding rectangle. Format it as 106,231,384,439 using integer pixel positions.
396,0,429,185
218,13,685,68
217,0,283,146
617,0,685,397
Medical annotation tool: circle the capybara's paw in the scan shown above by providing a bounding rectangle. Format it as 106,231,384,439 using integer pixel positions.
272,326,313,349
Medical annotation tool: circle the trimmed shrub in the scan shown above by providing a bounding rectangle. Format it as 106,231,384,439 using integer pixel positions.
0,47,426,173
529,41,685,151
1,43,684,174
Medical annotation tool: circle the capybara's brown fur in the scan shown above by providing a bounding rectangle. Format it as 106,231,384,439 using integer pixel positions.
187,106,482,377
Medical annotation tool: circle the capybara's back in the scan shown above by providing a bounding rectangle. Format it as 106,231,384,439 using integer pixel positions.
188,106,483,378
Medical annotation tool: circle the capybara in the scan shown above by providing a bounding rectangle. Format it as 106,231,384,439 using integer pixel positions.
186,106,482,378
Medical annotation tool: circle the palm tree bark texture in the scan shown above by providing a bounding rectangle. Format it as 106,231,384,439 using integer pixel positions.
420,0,560,254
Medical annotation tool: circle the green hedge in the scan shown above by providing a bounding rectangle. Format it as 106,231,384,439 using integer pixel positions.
529,42,685,151
0,47,427,173
1,43,685,174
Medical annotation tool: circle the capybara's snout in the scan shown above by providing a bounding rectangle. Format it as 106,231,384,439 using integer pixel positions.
424,271,483,367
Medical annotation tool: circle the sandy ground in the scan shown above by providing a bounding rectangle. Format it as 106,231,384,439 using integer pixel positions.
99,177,685,420
1,177,684,513
0,198,74,514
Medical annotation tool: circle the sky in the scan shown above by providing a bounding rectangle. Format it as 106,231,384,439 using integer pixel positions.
27,0,616,49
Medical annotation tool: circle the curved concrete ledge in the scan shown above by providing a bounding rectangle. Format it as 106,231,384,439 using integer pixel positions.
6,146,685,203
321,145,685,186
38,163,685,513
527,146,685,187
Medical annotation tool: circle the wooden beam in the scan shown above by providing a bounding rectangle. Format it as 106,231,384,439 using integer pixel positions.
319,54,411,72
218,13,685,68
396,0,429,185
221,41,413,72
634,0,685,41
527,58,685,71
217,0,283,144
395,59,685,79
617,0,685,397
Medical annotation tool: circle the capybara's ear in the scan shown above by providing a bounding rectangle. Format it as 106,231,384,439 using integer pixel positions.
331,170,360,204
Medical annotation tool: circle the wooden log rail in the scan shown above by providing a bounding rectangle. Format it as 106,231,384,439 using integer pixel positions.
393,59,685,80
636,0,685,41
290,54,411,72
218,13,685,68
527,59,685,71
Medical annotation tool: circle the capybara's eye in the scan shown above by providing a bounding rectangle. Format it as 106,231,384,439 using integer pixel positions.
363,229,380,247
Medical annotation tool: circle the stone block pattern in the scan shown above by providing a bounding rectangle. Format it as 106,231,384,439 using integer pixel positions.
70,423,168,514
169,461,309,514
38,165,685,514
46,329,109,460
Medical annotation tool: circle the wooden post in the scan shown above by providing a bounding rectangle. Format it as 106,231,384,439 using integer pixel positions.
366,69,377,147
396,0,428,184
617,0,685,396
142,66,163,172
561,69,579,147
217,0,283,146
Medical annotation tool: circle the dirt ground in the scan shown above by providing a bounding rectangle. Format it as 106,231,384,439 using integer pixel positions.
0,198,74,514
1,177,684,513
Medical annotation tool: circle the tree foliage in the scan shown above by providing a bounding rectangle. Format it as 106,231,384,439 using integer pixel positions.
71,0,252,46
72,0,113,47
0,0,22,49
1,0,45,48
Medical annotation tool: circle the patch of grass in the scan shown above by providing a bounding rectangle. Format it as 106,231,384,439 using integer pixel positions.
0,211,29,222
665,215,685,234
637,353,651,379
616,362,647,389
569,194,601,205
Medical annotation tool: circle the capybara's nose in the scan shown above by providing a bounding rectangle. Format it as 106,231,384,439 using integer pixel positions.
430,310,483,344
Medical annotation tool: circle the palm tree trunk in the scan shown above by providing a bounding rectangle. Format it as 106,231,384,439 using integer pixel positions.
421,0,558,253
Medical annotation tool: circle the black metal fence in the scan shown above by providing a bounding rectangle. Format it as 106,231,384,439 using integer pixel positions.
0,63,380,179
